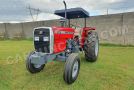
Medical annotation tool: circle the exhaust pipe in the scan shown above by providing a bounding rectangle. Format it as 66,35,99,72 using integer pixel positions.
63,1,67,25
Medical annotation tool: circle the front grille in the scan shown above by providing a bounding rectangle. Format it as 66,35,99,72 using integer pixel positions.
34,28,50,53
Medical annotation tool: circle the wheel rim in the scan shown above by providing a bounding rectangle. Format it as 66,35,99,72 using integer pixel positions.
95,39,99,56
33,64,42,68
72,60,79,78
29,52,42,69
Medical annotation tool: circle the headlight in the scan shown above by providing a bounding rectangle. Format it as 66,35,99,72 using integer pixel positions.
34,37,39,41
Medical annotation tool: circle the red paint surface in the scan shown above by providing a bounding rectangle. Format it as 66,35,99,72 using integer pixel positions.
51,26,96,53
52,27,75,53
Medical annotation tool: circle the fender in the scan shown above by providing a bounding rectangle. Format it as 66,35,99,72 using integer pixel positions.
81,27,96,47
83,27,96,31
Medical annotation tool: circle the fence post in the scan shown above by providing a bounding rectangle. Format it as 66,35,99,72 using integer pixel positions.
121,13,126,45
21,22,25,39
4,23,8,39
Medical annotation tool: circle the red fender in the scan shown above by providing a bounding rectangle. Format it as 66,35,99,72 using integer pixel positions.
81,27,96,47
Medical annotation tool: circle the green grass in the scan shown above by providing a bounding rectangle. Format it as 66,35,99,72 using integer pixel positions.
0,40,134,90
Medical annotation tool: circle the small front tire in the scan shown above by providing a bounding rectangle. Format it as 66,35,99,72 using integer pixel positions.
26,51,45,73
63,53,80,84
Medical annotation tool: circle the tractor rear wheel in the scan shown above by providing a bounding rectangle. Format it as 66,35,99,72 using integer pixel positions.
63,53,80,84
26,51,45,73
84,31,99,62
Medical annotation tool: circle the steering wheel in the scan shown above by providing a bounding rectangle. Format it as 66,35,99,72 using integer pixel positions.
70,24,77,29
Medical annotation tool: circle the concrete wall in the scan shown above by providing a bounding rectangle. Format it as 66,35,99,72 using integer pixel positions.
89,14,126,44
123,12,134,45
0,12,134,45
6,23,23,38
23,22,36,38
87,13,134,45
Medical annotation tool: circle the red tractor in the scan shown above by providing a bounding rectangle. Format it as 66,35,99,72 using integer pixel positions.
26,1,99,84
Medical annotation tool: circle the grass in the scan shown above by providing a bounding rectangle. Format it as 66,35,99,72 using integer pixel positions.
0,40,134,90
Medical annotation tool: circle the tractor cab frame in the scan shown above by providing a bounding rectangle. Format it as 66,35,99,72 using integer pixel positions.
55,7,96,48
55,7,89,28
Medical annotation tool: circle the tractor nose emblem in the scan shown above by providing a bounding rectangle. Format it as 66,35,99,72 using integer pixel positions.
39,31,43,34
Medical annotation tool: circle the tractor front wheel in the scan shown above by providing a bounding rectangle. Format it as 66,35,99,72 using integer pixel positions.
26,51,45,73
63,53,80,84
84,31,99,62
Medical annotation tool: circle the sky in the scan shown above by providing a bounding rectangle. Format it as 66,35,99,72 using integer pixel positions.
0,0,133,23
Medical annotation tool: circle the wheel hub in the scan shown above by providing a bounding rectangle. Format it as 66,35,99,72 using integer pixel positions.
34,64,42,68
72,61,79,78
95,39,99,56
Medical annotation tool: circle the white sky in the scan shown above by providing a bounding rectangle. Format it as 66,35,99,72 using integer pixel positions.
0,0,133,22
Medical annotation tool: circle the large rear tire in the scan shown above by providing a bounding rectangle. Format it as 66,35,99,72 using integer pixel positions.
84,31,99,62
63,53,80,84
26,51,45,73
